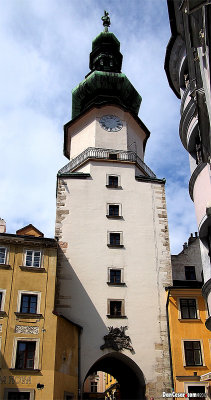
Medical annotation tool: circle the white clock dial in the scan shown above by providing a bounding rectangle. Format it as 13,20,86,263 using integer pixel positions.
99,115,123,132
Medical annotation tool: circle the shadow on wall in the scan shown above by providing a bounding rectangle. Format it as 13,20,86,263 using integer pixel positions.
56,248,146,400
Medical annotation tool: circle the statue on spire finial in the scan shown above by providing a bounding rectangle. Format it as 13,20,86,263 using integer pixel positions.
101,10,110,32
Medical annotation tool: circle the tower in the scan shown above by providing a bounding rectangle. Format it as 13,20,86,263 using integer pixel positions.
56,13,172,399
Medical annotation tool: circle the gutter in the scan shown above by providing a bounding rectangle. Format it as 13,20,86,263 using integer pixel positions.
166,288,174,391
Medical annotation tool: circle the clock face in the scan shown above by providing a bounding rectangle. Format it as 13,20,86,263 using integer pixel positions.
99,115,123,132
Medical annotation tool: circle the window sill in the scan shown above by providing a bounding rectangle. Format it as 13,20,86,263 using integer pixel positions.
9,368,40,373
106,215,123,219
107,282,126,286
15,312,43,319
0,264,11,269
184,365,205,368
107,244,124,248
179,319,202,322
106,185,122,189
19,266,46,273
107,315,127,319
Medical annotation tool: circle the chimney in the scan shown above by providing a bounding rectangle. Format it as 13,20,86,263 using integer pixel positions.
0,219,6,233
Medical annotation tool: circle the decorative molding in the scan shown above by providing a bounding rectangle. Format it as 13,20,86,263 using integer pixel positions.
100,326,134,352
15,325,39,334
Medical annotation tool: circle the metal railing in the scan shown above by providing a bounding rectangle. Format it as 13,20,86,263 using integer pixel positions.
59,147,156,178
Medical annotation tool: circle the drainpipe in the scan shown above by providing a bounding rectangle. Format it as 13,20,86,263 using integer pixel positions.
78,326,82,400
166,288,174,391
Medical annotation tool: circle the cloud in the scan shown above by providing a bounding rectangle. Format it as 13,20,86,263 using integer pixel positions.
0,0,197,253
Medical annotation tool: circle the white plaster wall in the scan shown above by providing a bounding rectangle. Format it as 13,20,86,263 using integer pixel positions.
67,105,146,161
193,164,211,227
56,160,171,388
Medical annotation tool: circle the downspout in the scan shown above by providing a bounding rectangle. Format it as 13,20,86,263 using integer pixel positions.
166,288,174,391
78,326,82,400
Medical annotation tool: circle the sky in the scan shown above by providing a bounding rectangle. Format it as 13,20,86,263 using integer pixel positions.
0,0,197,254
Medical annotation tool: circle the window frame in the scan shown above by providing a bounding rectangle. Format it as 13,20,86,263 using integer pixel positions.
107,299,126,318
17,291,41,315
90,382,98,393
182,339,204,367
0,247,8,265
11,337,40,370
106,174,121,188
107,231,123,247
0,289,6,312
178,297,199,320
106,203,122,218
3,389,35,400
185,265,196,280
108,268,124,285
24,249,42,268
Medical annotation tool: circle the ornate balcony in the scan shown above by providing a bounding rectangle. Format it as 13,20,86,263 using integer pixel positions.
58,147,156,178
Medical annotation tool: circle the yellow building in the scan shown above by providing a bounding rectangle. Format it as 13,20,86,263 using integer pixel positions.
166,234,211,399
0,221,80,400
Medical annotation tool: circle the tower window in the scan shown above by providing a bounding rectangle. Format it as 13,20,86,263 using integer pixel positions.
184,341,203,366
185,266,196,280
107,300,125,318
109,204,119,216
108,232,123,247
180,299,197,319
106,175,121,188
110,269,121,284
107,203,122,218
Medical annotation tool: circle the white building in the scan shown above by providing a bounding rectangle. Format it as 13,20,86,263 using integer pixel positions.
55,13,172,400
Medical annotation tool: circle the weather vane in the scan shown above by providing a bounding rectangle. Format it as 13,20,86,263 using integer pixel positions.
101,10,110,32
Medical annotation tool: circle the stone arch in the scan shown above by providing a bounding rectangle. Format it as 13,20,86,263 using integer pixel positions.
83,352,146,400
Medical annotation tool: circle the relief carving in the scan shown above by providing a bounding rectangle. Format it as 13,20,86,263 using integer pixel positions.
15,325,39,334
101,326,134,352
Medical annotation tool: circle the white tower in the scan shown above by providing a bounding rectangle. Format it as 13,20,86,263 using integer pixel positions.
56,13,172,400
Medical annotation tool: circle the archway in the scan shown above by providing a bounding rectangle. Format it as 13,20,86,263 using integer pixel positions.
83,352,146,400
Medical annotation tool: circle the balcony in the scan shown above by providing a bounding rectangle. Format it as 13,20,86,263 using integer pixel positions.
58,147,156,178
179,98,197,150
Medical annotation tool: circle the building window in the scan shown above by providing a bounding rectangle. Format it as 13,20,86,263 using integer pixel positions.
0,247,7,264
15,341,36,369
17,291,41,315
106,175,120,188
109,204,119,216
108,300,125,317
20,294,38,314
184,341,203,366
109,269,121,284
180,299,198,319
25,250,41,268
185,266,196,280
91,382,97,393
108,232,123,247
0,289,6,312
4,390,35,400
107,203,122,218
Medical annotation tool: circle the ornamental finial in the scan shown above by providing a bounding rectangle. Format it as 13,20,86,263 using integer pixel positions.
101,10,110,32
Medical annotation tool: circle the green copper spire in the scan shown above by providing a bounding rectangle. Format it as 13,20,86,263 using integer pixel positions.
71,12,142,119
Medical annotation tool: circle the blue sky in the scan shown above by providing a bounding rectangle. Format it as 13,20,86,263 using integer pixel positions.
0,0,197,253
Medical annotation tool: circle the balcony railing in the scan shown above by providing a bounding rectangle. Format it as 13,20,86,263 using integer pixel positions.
59,147,156,178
